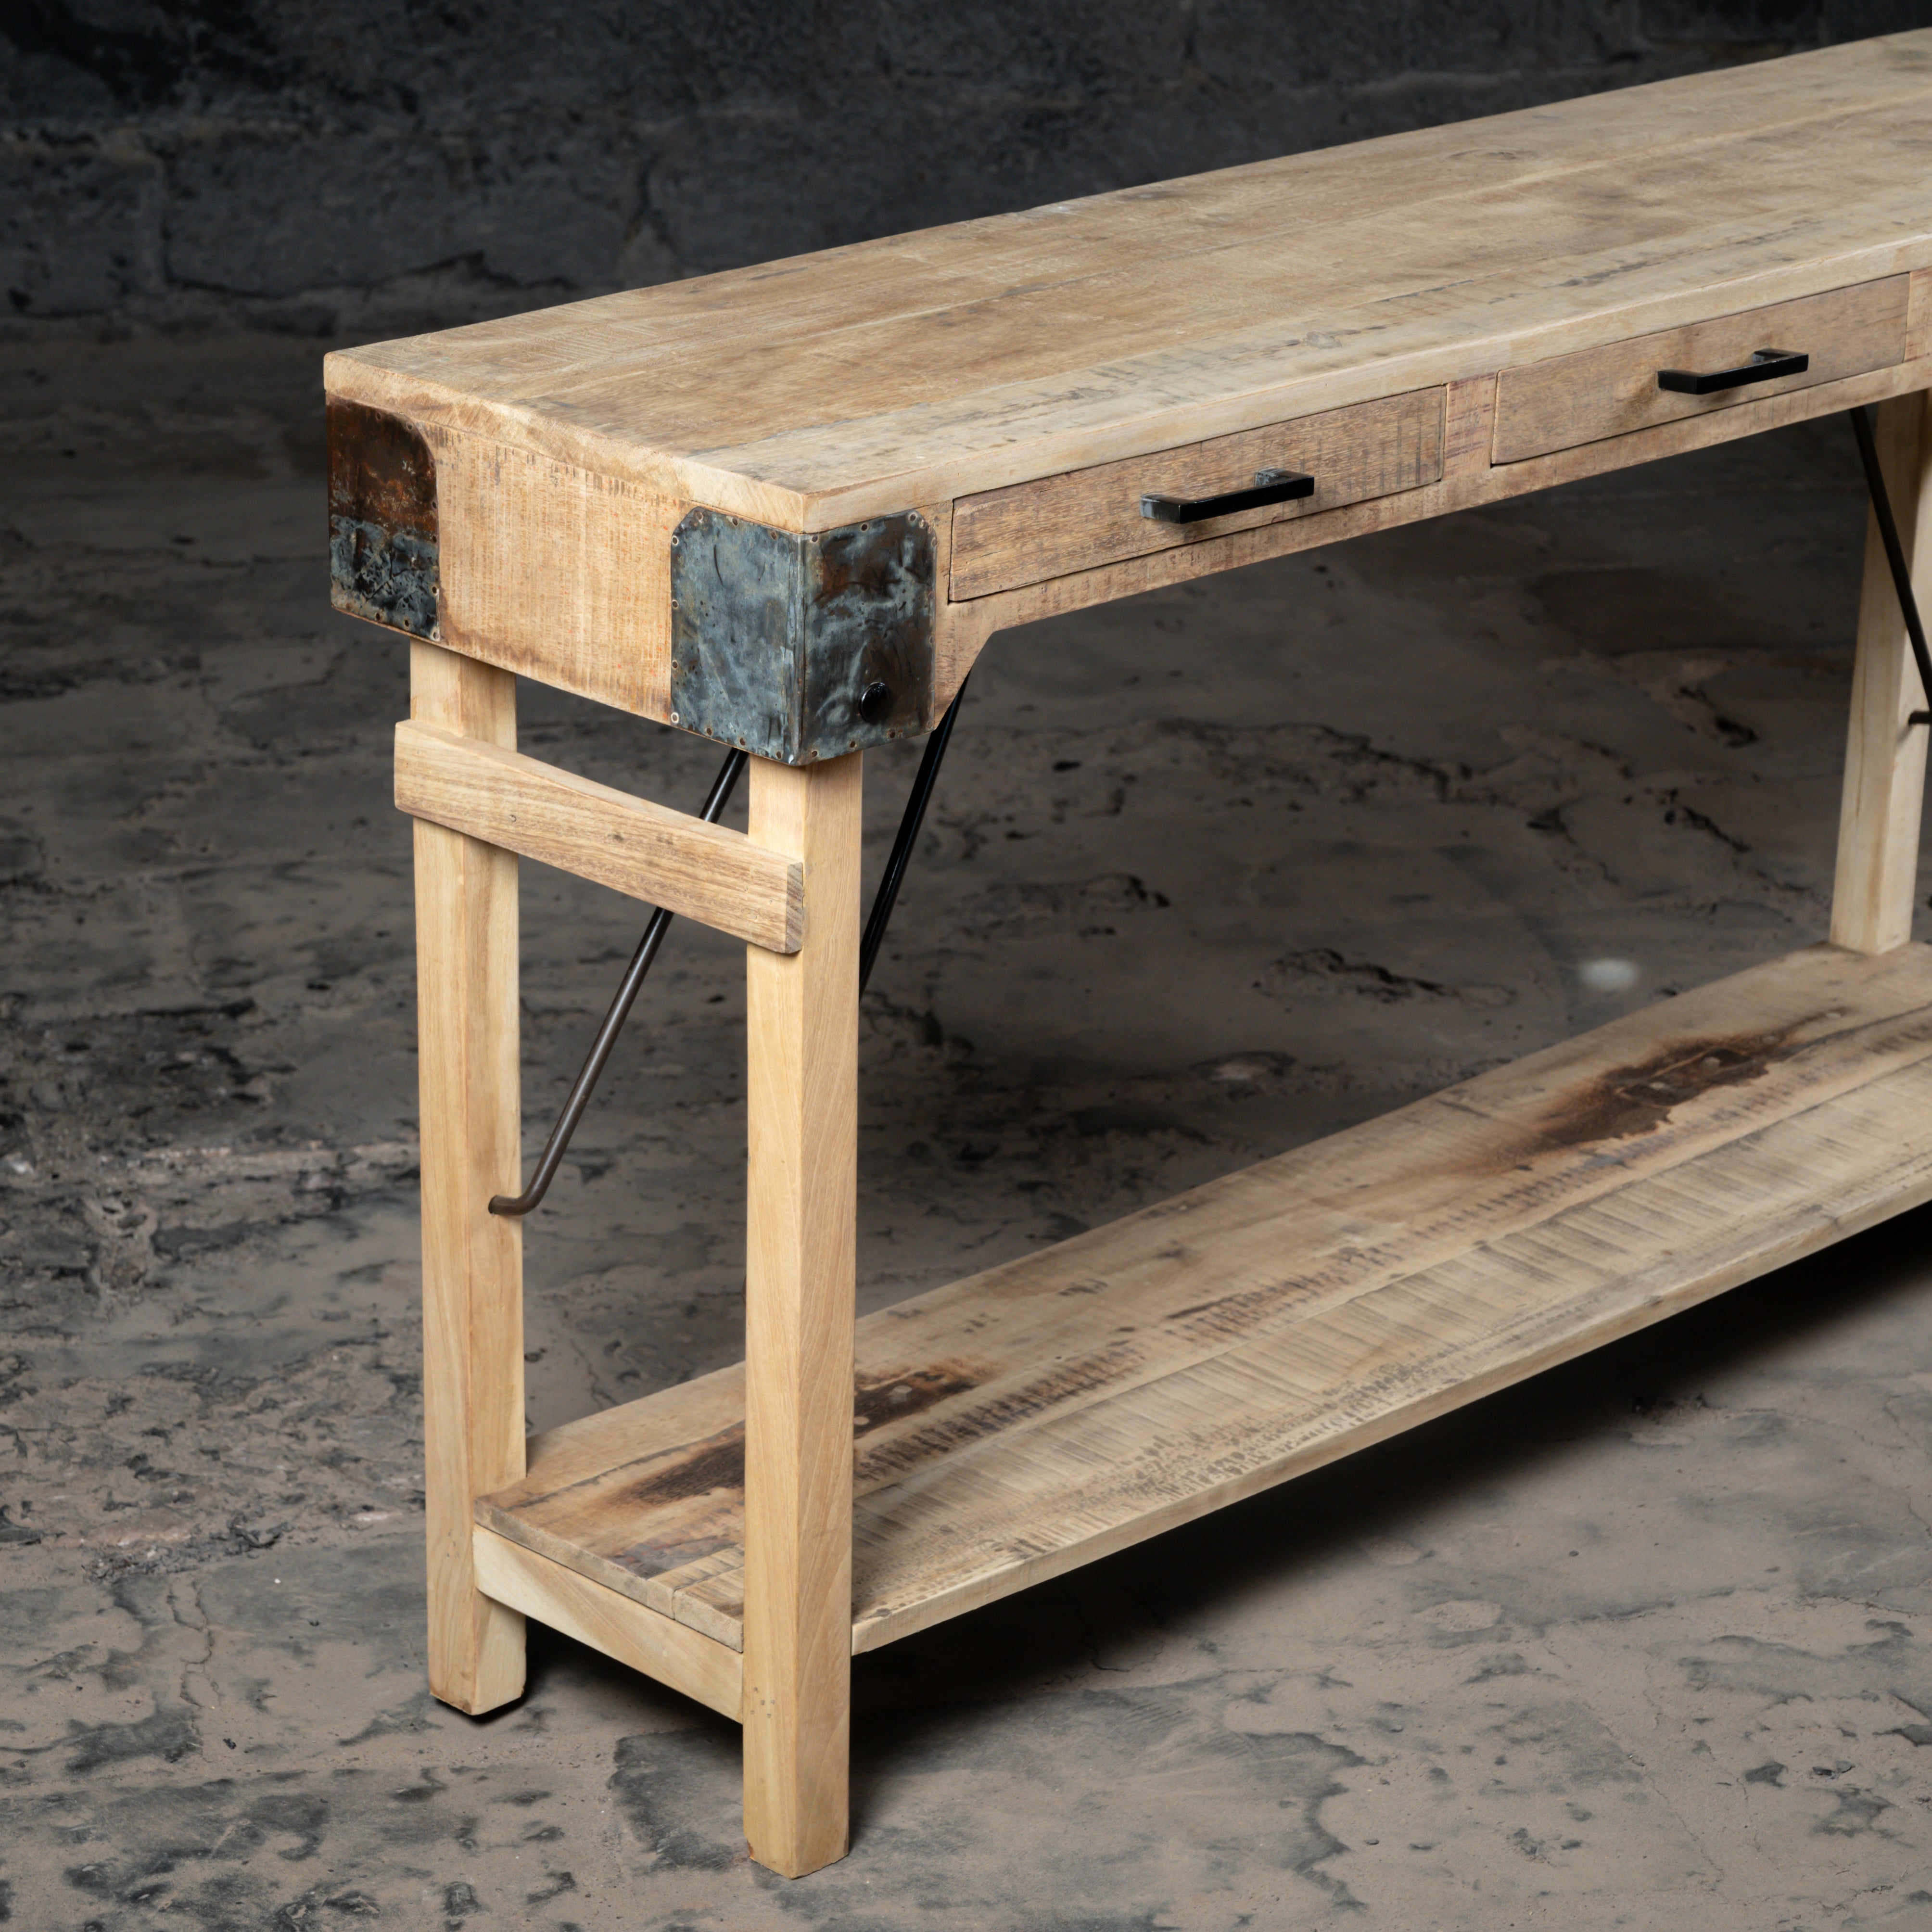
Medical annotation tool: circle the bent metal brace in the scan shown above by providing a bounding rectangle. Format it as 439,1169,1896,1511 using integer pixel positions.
490,681,970,1218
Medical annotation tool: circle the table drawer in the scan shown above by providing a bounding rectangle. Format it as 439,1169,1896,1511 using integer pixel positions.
1493,276,1909,465
950,387,1445,601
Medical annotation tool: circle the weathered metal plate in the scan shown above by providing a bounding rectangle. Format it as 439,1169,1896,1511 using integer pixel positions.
668,509,799,756
328,399,439,639
670,508,934,764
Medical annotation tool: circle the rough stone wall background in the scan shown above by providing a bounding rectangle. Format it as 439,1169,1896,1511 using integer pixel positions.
5,0,1929,334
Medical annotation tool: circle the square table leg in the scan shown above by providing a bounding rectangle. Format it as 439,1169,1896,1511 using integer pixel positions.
741,750,862,1877
411,641,528,1715
1832,388,1932,956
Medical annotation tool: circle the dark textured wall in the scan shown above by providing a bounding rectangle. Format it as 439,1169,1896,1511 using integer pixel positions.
4,0,1929,332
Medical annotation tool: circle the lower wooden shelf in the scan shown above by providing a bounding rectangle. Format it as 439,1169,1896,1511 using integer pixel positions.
478,941,1932,1665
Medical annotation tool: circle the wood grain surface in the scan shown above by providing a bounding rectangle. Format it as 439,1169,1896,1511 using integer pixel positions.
478,942,1932,1657
411,643,527,1716
950,388,1443,599
328,35,1932,529
430,424,681,716
740,754,862,1877
1491,276,1908,463
933,354,1932,703
394,719,803,952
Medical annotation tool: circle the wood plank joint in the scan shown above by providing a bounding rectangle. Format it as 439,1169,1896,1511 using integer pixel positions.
473,1524,743,1720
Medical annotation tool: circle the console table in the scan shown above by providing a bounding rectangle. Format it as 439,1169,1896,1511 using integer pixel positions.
325,31,1932,1878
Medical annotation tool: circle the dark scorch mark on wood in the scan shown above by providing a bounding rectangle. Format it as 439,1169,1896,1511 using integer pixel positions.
1157,1015,1830,1334
852,1347,1140,1488
617,1526,738,1580
1532,1018,1818,1147
606,1370,984,1584
618,1423,745,1510
853,1363,978,1432
610,1365,981,1513
327,398,439,639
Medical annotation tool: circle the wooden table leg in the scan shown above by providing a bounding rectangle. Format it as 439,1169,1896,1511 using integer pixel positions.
1832,389,1932,956
741,751,861,1877
410,640,527,1715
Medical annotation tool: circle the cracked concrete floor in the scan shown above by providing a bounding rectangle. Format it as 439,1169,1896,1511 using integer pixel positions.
3,327,1932,1930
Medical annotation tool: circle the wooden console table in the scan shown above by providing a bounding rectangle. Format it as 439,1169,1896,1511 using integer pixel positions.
325,32,1932,1878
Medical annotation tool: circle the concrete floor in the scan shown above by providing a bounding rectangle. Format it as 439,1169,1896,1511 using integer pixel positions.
3,327,1931,1929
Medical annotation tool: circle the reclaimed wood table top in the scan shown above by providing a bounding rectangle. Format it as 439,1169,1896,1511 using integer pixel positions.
326,32,1932,533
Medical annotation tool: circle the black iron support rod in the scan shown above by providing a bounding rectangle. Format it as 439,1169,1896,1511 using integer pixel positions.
489,747,748,1218
860,681,968,993
1850,404,1932,726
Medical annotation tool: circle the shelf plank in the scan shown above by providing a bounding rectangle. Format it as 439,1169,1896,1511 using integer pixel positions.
478,942,1932,1659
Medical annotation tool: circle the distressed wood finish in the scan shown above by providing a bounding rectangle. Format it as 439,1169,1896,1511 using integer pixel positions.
411,642,526,1716
1832,388,1932,954
339,333,1932,724
327,36,1932,534
473,1525,741,1719
394,720,804,952
479,943,1932,1655
950,388,1445,600
1492,276,1909,463
474,1369,750,1648
431,424,681,718
934,352,1932,701
741,753,862,1878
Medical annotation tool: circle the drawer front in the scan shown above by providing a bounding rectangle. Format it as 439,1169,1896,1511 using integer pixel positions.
1493,277,1909,465
950,387,1446,601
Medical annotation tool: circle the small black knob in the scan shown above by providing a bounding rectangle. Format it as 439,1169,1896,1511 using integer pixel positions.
857,681,892,724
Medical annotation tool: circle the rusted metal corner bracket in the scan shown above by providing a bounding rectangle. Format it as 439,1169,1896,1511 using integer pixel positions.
328,399,440,640
670,507,936,764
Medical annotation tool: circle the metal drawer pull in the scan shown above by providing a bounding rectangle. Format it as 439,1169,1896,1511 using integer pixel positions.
1141,467,1314,525
1656,347,1808,395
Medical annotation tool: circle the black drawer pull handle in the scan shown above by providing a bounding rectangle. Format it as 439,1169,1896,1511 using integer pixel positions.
1141,467,1314,525
1656,348,1808,396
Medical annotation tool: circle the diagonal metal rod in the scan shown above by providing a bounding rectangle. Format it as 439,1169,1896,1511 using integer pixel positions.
489,747,748,1218
1850,404,1932,726
860,680,968,993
